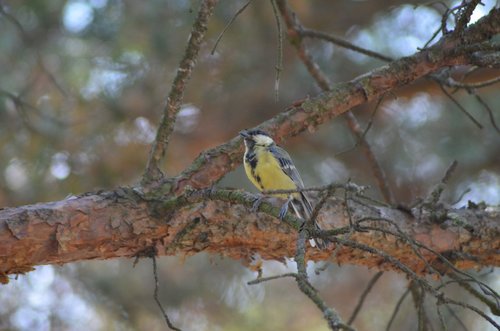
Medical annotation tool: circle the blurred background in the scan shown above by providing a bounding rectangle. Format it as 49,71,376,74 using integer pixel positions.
0,0,499,330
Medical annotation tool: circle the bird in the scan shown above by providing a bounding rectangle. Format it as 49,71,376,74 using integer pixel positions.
240,129,327,249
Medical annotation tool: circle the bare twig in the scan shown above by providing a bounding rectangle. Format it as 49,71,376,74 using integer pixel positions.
447,75,500,89
347,271,384,325
386,288,410,331
247,272,297,285
152,255,182,331
441,296,500,329
445,306,470,331
143,0,218,185
300,28,394,62
335,235,499,329
438,83,483,129
210,0,253,54
474,94,500,134
0,4,67,96
270,0,283,101
447,273,500,316
437,305,448,331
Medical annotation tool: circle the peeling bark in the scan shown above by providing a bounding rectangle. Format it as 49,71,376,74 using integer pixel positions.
1,188,498,283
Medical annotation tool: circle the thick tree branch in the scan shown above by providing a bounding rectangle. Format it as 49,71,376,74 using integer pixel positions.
165,8,500,194
0,187,498,283
143,0,218,185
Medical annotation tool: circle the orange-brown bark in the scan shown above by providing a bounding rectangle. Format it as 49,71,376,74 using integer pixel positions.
1,188,498,283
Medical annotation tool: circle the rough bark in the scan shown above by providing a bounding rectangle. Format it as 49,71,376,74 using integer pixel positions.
1,187,498,283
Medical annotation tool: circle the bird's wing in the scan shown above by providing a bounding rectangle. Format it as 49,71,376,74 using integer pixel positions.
271,145,328,248
269,145,305,189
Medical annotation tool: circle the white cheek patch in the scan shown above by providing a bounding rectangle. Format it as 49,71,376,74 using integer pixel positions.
254,134,274,146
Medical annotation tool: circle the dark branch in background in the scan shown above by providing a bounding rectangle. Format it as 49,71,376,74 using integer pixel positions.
143,0,218,185
437,83,483,129
277,0,395,204
436,71,500,134
334,97,385,157
473,94,500,134
210,0,253,55
0,4,67,96
300,28,394,62
436,73,500,134
0,90,68,138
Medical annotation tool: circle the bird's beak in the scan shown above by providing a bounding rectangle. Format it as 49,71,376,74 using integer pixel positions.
239,130,250,139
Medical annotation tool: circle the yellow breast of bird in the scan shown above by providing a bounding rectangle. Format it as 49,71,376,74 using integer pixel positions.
248,147,297,198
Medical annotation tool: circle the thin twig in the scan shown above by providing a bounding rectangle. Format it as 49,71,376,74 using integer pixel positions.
437,305,448,331
442,296,500,329
210,0,253,54
438,83,483,129
474,94,500,134
356,216,498,294
409,280,432,331
143,0,218,185
300,28,394,62
422,25,444,49
447,75,500,89
447,273,500,316
270,0,283,101
152,255,182,331
386,288,410,331
247,272,297,285
445,306,470,331
347,271,384,325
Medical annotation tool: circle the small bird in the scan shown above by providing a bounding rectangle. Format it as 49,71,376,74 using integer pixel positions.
240,129,327,249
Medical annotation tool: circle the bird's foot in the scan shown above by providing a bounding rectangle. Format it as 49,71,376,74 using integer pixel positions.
251,196,263,212
279,197,293,220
